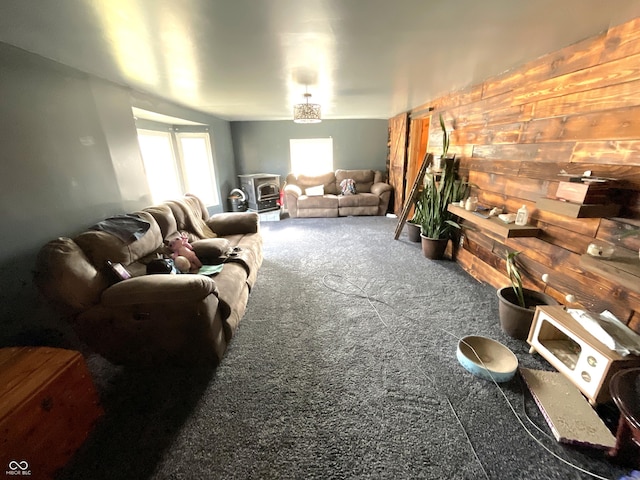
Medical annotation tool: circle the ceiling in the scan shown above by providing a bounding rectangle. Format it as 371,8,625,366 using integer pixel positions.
1,0,640,121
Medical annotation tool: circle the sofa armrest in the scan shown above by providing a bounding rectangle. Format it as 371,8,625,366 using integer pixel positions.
206,212,259,236
284,184,302,197
283,184,302,218
371,182,393,196
102,275,218,306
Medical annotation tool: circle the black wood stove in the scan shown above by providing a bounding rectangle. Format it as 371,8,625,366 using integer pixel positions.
238,173,281,212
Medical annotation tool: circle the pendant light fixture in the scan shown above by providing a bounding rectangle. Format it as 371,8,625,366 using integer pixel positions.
293,90,321,123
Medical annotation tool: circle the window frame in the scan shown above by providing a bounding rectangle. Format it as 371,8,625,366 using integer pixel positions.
174,130,220,207
136,125,220,207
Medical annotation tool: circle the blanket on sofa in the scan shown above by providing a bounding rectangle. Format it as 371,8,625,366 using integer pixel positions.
166,198,217,240
90,214,151,243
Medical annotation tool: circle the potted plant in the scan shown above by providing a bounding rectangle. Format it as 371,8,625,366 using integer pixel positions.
406,201,425,243
406,218,423,243
497,251,558,340
416,161,463,259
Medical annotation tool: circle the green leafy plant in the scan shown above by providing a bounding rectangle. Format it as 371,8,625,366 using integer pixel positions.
506,251,525,308
416,162,461,239
440,113,450,159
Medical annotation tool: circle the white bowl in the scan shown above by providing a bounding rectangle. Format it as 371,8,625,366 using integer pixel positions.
457,335,518,382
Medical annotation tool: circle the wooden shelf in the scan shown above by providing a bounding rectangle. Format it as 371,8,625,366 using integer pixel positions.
448,204,540,238
580,247,640,295
536,197,620,218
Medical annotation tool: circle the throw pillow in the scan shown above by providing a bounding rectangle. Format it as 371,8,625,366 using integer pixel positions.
305,185,325,196
191,238,232,263
340,178,357,195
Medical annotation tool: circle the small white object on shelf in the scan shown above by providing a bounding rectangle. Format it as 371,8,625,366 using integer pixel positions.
498,213,516,224
586,243,614,258
464,196,478,211
515,205,529,226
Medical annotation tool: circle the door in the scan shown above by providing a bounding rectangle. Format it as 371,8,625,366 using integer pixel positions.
387,112,409,215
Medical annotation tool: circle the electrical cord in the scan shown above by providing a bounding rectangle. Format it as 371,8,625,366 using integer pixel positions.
321,273,614,480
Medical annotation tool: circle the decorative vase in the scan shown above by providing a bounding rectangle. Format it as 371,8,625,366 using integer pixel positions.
420,234,448,259
406,221,421,242
465,196,478,211
496,287,559,340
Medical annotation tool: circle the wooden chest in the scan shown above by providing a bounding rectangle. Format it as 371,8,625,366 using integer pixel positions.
0,347,103,479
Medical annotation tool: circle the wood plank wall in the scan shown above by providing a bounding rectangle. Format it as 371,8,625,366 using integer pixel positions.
408,16,640,333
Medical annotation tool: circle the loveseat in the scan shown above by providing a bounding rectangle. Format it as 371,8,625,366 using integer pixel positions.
283,169,393,218
34,194,262,367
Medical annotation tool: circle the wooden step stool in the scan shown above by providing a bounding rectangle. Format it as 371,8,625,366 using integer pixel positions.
0,347,103,479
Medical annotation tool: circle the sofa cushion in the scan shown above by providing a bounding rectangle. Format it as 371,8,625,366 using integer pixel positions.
34,237,110,312
144,204,177,240
192,238,231,263
337,192,380,208
339,205,379,216
335,169,375,193
291,172,338,195
298,194,339,209
206,212,259,236
102,274,218,306
74,211,163,267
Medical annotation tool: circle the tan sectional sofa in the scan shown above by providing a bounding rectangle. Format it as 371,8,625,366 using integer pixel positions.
283,169,392,218
34,194,262,367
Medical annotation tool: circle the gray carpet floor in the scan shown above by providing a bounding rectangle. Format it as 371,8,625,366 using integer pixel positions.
59,216,631,480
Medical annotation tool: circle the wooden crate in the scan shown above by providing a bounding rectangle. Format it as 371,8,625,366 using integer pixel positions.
536,197,621,218
555,181,611,204
0,347,103,479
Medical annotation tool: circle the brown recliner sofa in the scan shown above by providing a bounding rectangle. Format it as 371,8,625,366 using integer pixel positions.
283,169,393,218
34,194,262,367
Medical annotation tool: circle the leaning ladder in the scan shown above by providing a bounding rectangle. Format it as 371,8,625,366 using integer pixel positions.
393,152,433,240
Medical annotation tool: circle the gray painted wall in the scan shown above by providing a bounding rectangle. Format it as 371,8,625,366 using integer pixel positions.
230,120,389,185
0,42,235,346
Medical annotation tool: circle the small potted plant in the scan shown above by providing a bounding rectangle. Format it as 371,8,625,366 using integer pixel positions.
406,208,424,243
497,251,558,339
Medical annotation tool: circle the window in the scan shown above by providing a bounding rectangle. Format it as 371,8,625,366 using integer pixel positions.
137,130,182,202
175,132,218,206
137,129,220,206
290,138,333,176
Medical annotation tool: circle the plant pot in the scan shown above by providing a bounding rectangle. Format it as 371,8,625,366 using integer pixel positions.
420,234,448,259
406,221,421,242
496,287,559,340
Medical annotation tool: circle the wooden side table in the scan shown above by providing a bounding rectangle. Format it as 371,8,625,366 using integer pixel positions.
0,347,103,479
